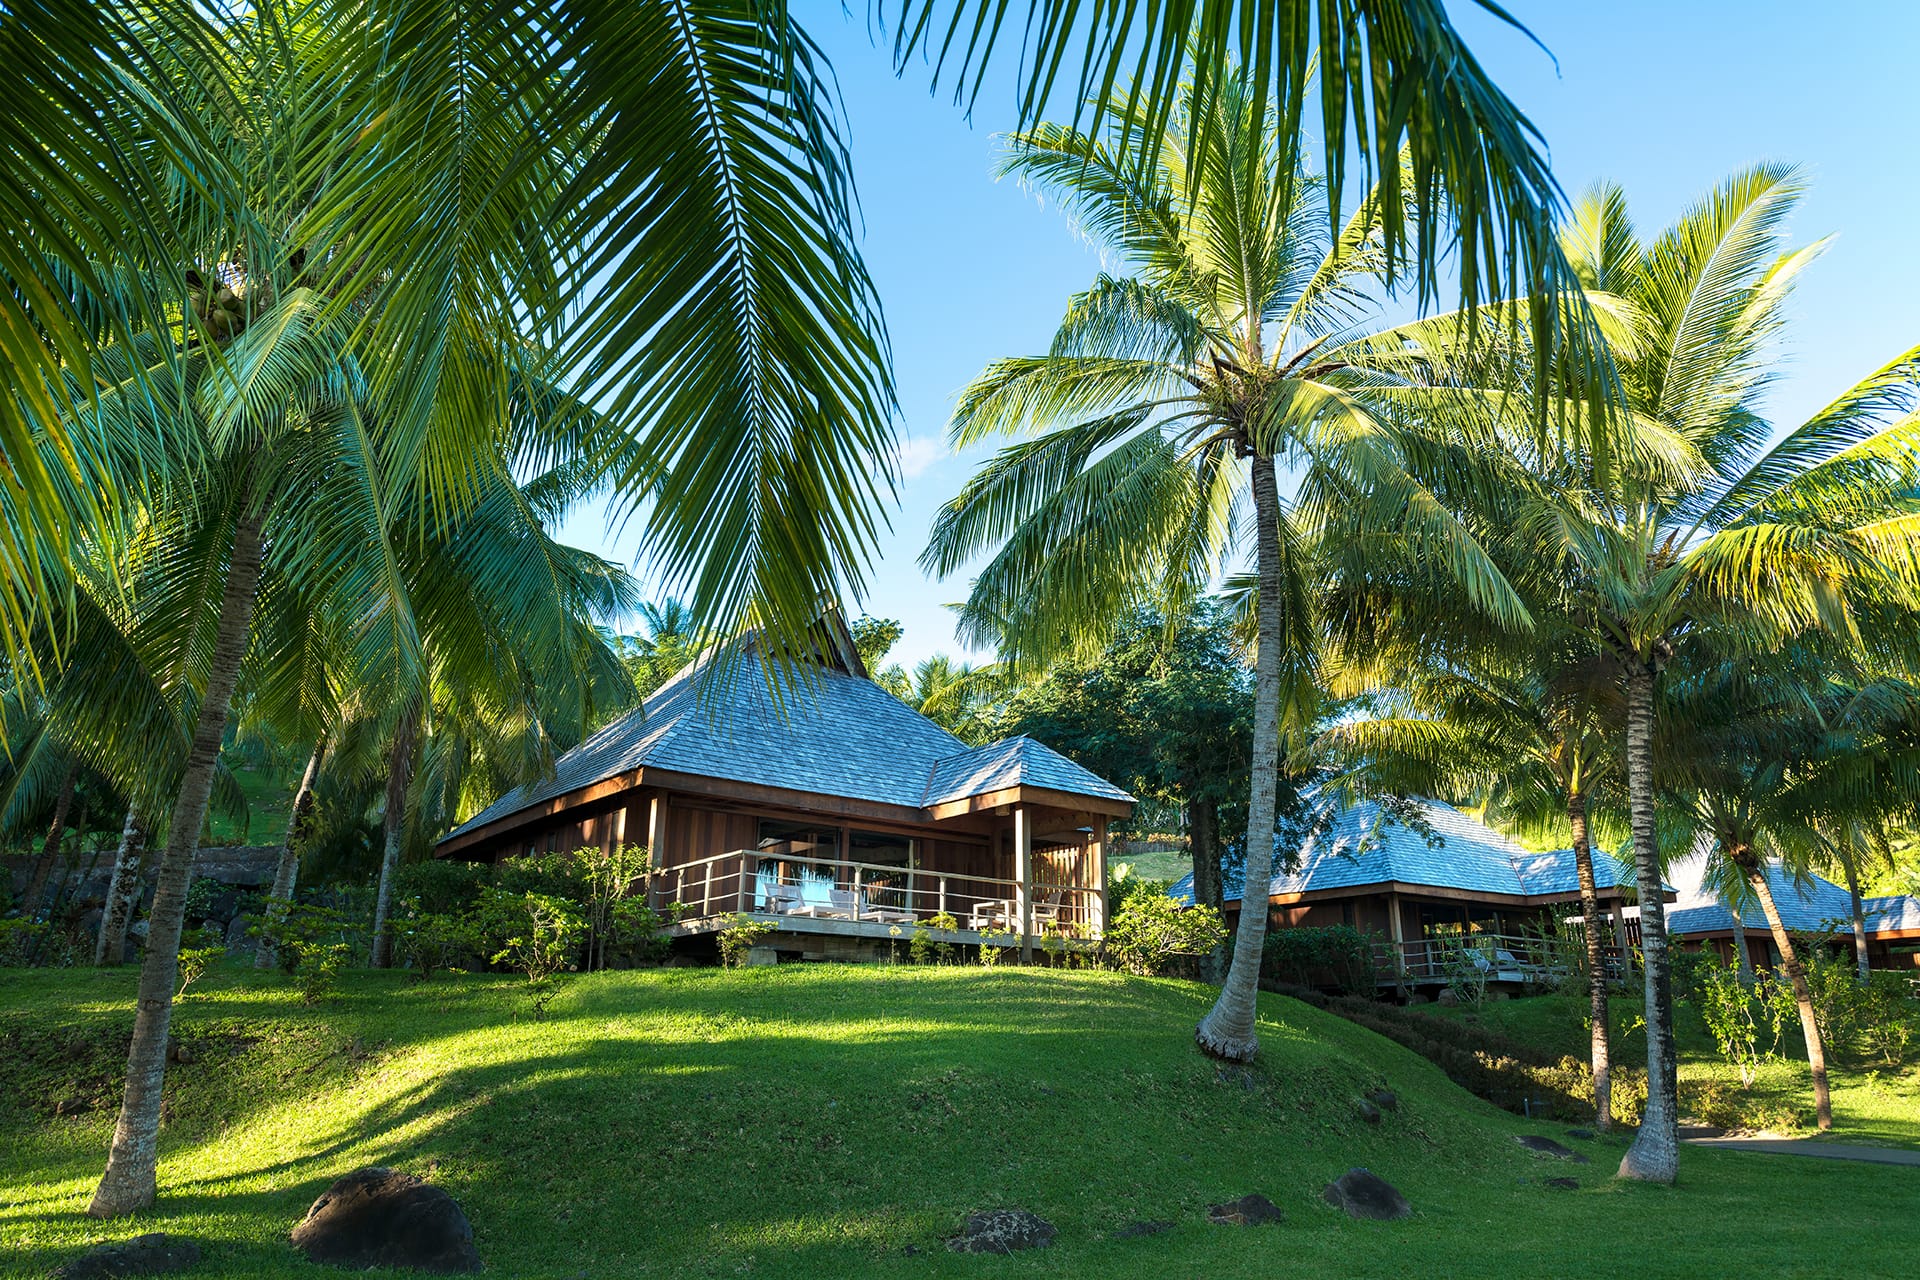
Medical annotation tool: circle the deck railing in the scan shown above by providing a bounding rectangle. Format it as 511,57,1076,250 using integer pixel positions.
653,848,1101,938
1370,933,1633,986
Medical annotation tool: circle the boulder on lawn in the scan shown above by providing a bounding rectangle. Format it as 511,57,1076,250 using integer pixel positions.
1354,1097,1382,1124
1322,1169,1411,1221
1544,1177,1580,1191
946,1209,1055,1254
222,916,257,956
54,1232,201,1278
1365,1088,1399,1113
1206,1194,1284,1226
1514,1135,1590,1163
290,1167,481,1274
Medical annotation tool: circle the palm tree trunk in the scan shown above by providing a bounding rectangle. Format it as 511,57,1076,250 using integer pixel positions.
1195,452,1284,1061
1842,852,1871,985
1743,859,1834,1131
254,739,325,970
369,706,418,969
1189,798,1222,913
1618,662,1679,1184
1568,792,1612,1130
1731,912,1754,981
90,508,265,1218
22,763,77,912
94,808,146,966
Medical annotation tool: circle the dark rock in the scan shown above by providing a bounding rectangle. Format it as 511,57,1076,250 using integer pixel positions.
1435,989,1459,1007
1565,1128,1596,1141
1354,1097,1382,1125
290,1167,481,1273
1366,1088,1399,1113
1206,1194,1285,1226
223,916,257,955
1515,1135,1590,1163
900,1244,922,1256
54,1232,201,1278
1322,1169,1411,1221
1113,1220,1175,1239
1544,1177,1580,1191
946,1210,1055,1254
166,1040,194,1065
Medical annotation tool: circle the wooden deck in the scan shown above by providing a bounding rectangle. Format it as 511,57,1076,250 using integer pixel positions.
653,847,1103,960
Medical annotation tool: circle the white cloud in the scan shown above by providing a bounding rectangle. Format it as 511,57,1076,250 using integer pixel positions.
895,435,948,479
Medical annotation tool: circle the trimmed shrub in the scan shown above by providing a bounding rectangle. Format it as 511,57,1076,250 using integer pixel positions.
1105,889,1226,976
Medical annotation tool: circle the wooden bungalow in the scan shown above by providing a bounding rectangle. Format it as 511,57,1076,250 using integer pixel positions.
1172,795,1672,992
1667,865,1920,973
434,612,1134,962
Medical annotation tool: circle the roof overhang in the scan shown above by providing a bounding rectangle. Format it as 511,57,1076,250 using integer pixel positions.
438,768,1132,858
1219,879,1673,910
923,783,1133,822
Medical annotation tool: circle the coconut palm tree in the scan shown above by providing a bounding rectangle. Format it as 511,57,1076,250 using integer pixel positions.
924,69,1533,1062
1316,645,1627,1129
874,655,1004,743
1517,169,1920,1181
7,0,901,675
1652,646,1917,1132
368,458,640,967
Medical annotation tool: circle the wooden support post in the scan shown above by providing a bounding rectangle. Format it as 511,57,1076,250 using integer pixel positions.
938,876,948,917
1386,890,1407,987
1015,807,1033,963
646,794,666,910
702,859,715,916
853,866,864,920
906,838,918,919
737,859,750,914
1088,818,1108,937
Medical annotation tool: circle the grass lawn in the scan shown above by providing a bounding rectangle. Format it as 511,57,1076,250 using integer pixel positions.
1427,992,1920,1147
4,965,1917,1279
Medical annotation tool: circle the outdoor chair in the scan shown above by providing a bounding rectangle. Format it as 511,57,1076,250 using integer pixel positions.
1030,888,1068,932
762,883,805,914
968,898,1015,930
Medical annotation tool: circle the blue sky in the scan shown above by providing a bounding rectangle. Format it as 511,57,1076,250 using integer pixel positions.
561,1,1920,667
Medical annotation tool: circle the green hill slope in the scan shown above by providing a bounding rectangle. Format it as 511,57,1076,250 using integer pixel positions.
3,966,1914,1278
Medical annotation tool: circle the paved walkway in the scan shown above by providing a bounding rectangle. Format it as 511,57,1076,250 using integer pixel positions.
1683,1136,1920,1166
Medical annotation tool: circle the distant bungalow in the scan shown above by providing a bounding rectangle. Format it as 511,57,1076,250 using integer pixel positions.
1172,795,1669,993
436,610,1134,962
1667,864,1920,973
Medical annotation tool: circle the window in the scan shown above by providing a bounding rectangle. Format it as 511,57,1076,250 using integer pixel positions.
849,829,912,870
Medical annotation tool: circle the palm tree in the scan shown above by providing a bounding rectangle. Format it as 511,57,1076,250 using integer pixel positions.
1653,646,1899,1133
924,70,1529,1062
1317,647,1627,1129
1518,169,1920,1181
7,0,899,674
369,459,640,967
875,655,1003,743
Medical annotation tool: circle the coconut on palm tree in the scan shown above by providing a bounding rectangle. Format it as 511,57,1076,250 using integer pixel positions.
924,69,1532,1062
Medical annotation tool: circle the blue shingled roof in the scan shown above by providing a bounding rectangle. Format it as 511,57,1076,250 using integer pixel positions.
1867,894,1920,934
924,735,1133,807
1167,795,1637,906
443,645,1131,842
1668,868,1920,937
